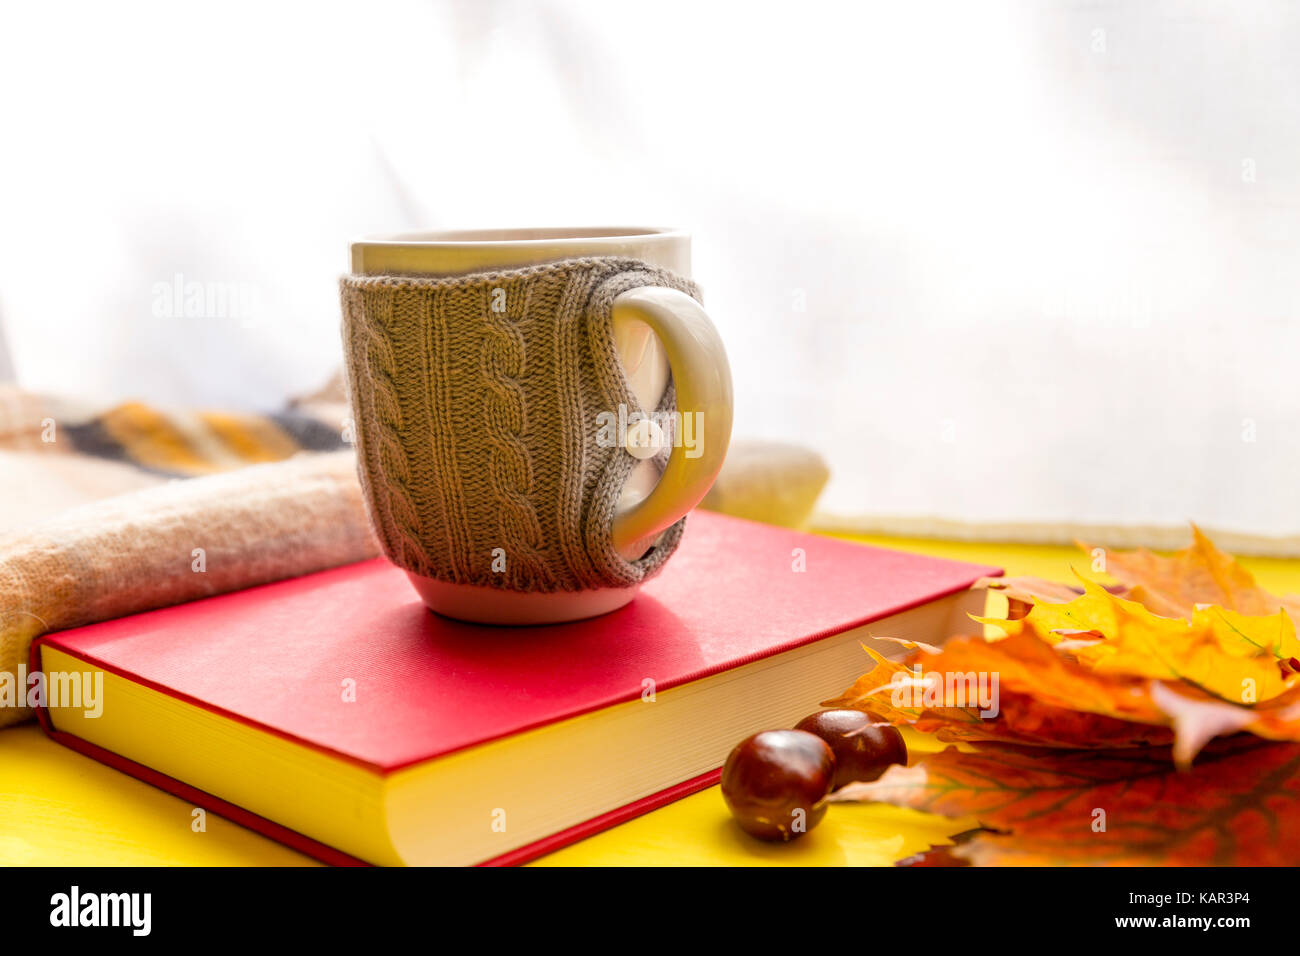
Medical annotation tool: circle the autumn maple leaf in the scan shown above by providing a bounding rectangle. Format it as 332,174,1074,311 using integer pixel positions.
1086,525,1300,624
984,526,1300,630
832,737,1300,866
827,526,1300,865
823,633,1175,750
983,577,1300,703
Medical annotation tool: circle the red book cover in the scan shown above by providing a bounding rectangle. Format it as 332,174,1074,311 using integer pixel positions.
33,510,1000,865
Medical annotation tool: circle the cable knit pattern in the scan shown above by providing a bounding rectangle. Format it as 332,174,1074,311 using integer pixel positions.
478,280,553,590
340,257,700,593
341,283,423,570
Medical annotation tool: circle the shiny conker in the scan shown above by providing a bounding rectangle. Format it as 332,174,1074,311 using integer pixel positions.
794,709,907,789
721,729,835,841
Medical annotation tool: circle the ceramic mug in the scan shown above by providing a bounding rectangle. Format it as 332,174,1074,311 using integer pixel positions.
344,227,733,624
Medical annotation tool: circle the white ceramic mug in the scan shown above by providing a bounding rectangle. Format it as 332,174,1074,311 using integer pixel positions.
348,227,733,624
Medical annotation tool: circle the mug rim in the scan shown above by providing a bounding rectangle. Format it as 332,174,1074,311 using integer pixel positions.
354,225,685,248
350,226,690,276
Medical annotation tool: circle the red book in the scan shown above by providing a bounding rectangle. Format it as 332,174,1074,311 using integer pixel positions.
33,510,999,866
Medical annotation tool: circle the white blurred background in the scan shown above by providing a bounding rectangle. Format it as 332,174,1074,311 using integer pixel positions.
1,0,1297,536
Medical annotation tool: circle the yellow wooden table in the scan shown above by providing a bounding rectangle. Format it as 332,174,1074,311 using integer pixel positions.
4,536,1297,866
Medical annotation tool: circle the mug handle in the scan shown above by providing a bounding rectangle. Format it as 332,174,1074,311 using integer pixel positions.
609,287,734,561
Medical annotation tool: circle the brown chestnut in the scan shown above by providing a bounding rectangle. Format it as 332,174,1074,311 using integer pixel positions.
721,729,835,841
794,709,907,789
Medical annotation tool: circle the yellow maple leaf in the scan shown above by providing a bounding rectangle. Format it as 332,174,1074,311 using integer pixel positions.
1083,525,1300,623
986,578,1297,703
1200,605,1300,663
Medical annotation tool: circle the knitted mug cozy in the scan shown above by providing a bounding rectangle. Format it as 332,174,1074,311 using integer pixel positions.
340,257,702,594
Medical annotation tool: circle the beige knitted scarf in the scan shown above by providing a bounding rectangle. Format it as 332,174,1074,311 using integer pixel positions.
0,451,378,728
340,257,701,593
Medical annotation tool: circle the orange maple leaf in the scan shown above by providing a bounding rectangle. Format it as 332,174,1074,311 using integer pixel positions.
832,736,1300,865
828,630,1279,764
982,578,1300,703
827,526,1300,864
1083,525,1300,624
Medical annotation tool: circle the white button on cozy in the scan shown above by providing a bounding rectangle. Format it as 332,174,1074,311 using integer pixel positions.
624,418,666,460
